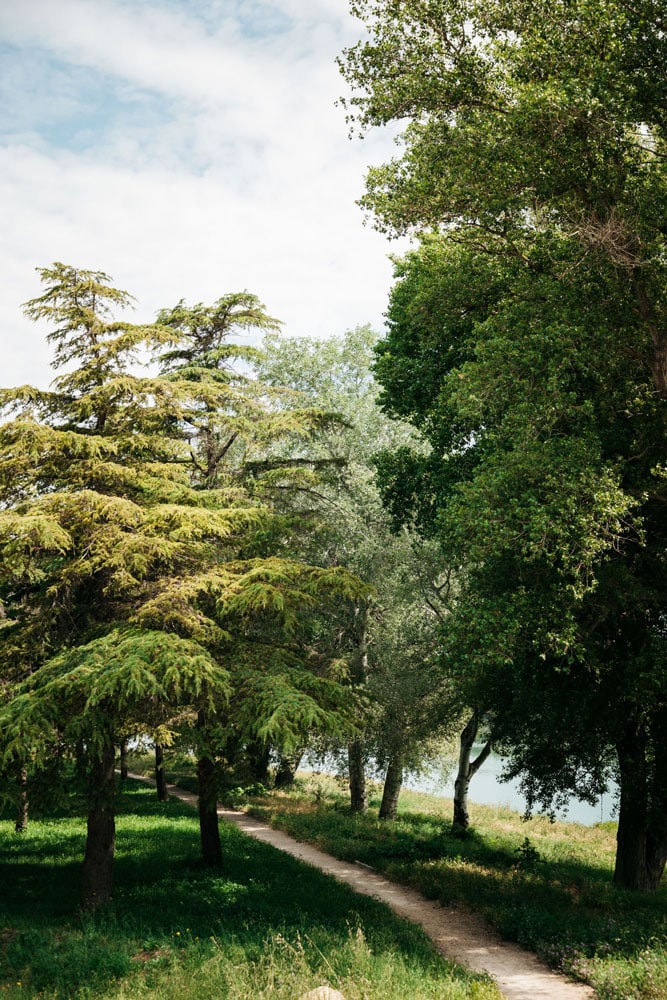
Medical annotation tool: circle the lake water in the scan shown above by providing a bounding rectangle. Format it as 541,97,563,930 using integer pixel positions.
403,750,618,826
304,749,618,826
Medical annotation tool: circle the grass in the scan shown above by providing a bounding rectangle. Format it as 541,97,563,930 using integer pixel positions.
0,779,500,1000
233,772,667,1000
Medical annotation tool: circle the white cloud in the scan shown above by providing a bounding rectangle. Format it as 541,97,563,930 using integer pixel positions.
0,0,404,389
0,0,350,119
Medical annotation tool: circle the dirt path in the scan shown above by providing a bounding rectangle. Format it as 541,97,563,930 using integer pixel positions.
129,775,595,1000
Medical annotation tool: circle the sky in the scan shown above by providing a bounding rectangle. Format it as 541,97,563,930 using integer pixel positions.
0,0,404,389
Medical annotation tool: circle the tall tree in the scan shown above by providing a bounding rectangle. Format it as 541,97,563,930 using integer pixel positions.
259,327,462,818
151,298,367,857
341,0,667,889
0,264,235,906
0,265,365,903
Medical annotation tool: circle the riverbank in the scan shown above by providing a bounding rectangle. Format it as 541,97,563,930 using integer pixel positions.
301,751,618,826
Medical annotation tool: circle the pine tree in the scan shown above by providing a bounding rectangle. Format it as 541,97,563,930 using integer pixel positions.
0,265,366,904
150,297,366,860
0,264,240,906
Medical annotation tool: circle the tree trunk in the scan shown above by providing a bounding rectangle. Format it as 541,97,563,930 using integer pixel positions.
632,273,667,400
379,754,403,820
75,742,87,783
246,739,271,785
155,743,169,801
197,753,222,865
196,711,222,866
15,766,28,833
452,711,492,831
348,738,368,814
81,742,116,911
274,749,304,789
119,739,129,781
348,601,370,814
614,718,667,892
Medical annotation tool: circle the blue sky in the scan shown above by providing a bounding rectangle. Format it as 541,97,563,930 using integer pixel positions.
0,0,402,387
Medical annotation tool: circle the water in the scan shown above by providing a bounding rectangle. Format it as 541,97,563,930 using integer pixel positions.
402,749,617,826
304,749,618,826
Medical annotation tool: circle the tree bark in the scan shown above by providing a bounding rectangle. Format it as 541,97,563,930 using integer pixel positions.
155,743,169,801
631,272,667,400
15,766,28,833
452,711,492,831
246,739,271,785
274,749,304,789
379,754,403,820
614,718,667,892
75,742,87,783
119,739,129,781
348,601,370,814
196,711,222,866
197,753,222,865
81,742,116,911
348,738,368,814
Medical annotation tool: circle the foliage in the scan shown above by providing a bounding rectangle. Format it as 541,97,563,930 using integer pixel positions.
339,0,667,889
258,327,461,780
146,301,375,800
0,265,370,899
0,265,368,741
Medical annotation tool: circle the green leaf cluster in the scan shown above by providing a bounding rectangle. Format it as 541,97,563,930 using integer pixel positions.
341,0,667,886
0,266,368,800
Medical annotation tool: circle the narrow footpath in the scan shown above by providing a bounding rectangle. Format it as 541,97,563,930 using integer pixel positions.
129,774,595,1000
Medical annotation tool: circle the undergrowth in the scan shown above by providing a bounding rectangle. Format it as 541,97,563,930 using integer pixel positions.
122,754,667,999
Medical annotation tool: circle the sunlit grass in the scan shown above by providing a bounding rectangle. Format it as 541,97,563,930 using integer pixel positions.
237,772,667,1000
0,780,499,999
121,757,667,998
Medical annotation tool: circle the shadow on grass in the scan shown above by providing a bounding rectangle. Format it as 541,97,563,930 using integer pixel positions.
0,780,486,999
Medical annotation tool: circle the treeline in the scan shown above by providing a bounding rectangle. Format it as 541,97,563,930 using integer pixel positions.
0,267,463,910
340,0,667,894
3,0,667,909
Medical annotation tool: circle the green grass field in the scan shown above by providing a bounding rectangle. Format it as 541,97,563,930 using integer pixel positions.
0,779,499,1000
242,773,667,1000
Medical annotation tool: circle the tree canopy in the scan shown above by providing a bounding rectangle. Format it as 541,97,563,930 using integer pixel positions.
259,327,462,816
0,264,366,906
341,0,667,891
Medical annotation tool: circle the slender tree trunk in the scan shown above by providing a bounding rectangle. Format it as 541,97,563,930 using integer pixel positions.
632,273,667,400
348,738,368,814
196,712,222,866
348,601,370,814
379,754,403,820
81,742,116,911
75,742,87,783
220,733,241,779
246,740,271,785
119,739,129,781
452,711,492,831
15,766,28,833
155,743,169,801
644,827,667,891
274,748,304,789
614,718,667,892
197,754,222,865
